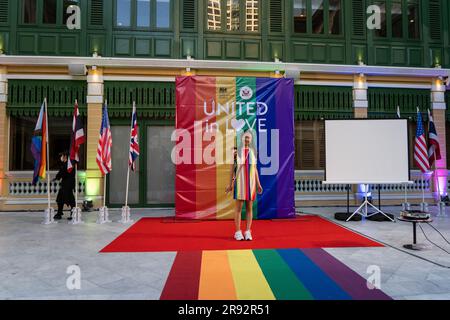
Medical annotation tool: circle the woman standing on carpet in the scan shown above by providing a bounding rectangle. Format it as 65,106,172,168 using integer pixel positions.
226,130,263,241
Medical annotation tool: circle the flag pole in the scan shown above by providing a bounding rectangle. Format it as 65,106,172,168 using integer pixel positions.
435,167,441,200
74,99,79,210
75,163,78,208
104,100,107,209
124,101,135,209
422,174,425,204
404,183,407,203
103,174,106,208
125,164,131,208
44,98,51,210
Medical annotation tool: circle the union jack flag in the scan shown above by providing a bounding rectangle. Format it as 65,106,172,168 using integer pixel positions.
68,100,85,173
428,109,442,168
96,102,112,175
129,103,140,171
414,109,430,173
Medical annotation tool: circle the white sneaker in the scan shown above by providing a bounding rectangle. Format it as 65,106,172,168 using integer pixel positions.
234,231,244,241
244,230,253,241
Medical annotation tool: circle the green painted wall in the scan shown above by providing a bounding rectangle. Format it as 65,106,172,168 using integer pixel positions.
0,0,449,67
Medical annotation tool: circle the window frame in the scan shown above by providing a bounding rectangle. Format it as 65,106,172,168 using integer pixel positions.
371,0,422,41
8,115,88,172
204,0,261,35
291,0,344,38
114,0,173,31
19,0,79,28
295,120,325,171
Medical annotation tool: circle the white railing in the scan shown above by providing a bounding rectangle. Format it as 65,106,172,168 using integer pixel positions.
6,171,86,197
295,170,431,194
8,180,86,196
1,170,442,204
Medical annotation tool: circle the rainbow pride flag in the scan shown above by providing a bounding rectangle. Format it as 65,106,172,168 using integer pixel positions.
175,76,295,220
160,248,392,300
31,102,47,185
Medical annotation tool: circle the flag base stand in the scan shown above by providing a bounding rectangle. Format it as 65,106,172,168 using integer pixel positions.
42,207,57,225
437,202,447,217
119,206,134,224
420,202,429,213
97,206,112,224
69,207,84,225
402,202,411,211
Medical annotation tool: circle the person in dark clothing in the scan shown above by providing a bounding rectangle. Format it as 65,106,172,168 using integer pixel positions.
53,152,76,220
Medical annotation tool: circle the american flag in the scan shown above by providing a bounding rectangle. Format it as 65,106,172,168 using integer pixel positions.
96,102,112,175
68,100,85,173
414,109,430,173
428,110,442,167
129,103,140,171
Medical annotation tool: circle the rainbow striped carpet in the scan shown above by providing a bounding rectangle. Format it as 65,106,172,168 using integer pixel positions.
160,248,391,300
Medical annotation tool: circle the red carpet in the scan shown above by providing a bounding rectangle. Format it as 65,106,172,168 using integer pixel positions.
101,215,382,252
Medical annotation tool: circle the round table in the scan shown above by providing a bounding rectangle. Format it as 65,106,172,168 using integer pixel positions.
397,216,433,251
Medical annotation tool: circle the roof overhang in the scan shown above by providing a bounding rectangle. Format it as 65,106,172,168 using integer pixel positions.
1,55,449,79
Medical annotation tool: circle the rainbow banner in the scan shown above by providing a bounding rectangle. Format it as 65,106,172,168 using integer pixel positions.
175,76,295,220
31,102,47,185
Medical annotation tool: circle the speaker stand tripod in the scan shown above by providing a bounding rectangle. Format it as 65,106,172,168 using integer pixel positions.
346,184,395,222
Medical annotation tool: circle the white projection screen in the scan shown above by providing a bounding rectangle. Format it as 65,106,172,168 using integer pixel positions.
324,119,411,184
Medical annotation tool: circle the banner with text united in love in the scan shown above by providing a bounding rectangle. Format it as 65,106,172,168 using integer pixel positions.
174,76,295,220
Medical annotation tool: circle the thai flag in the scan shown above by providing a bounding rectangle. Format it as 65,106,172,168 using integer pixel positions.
129,103,140,171
31,102,47,185
96,102,112,175
428,110,442,168
414,109,430,174
68,100,85,173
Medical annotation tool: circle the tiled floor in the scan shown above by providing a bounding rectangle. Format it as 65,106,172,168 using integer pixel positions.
0,206,449,300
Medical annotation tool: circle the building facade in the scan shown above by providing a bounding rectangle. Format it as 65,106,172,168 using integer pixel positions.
0,0,450,210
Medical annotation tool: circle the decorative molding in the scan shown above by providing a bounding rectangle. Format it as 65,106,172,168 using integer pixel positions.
0,55,449,78
86,96,103,104
6,74,86,81
103,76,176,82
432,102,446,110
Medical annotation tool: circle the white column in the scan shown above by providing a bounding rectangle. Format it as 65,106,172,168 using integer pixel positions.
86,68,105,208
430,77,447,212
353,74,369,202
87,68,104,105
0,68,7,103
353,74,368,117
0,67,8,211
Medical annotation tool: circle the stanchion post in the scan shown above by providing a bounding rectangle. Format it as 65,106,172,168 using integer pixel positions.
42,98,57,225
69,163,84,224
97,175,112,224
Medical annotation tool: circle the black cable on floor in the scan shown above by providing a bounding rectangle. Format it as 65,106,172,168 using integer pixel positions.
418,224,450,255
312,213,450,269
427,223,450,246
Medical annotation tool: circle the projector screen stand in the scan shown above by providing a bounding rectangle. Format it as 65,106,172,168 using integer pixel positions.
346,184,395,222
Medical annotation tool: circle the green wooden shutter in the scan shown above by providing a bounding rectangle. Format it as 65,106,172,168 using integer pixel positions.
352,0,365,37
7,80,87,117
295,86,353,120
301,140,315,169
269,0,283,33
429,0,441,41
104,82,175,119
182,0,196,30
89,0,104,26
368,88,430,119
298,121,325,170
318,122,325,168
0,0,8,24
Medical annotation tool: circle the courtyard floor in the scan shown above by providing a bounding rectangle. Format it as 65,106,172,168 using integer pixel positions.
0,206,449,300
